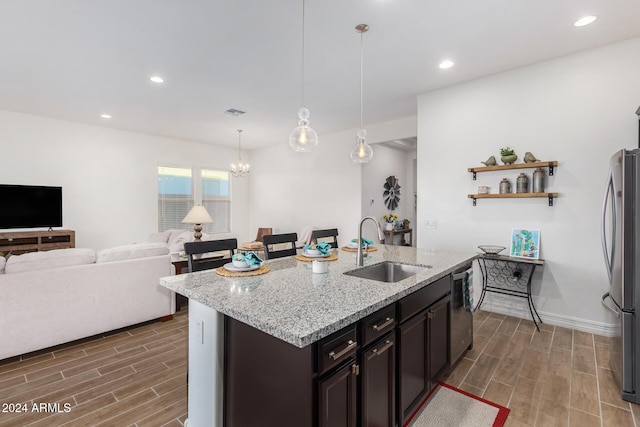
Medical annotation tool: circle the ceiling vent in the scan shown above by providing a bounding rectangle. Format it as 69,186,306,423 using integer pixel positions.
224,108,246,117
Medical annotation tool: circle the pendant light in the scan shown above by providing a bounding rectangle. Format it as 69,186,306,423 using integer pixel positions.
350,24,373,163
289,0,318,152
230,129,250,177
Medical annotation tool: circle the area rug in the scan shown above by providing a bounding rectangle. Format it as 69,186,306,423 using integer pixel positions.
405,382,510,427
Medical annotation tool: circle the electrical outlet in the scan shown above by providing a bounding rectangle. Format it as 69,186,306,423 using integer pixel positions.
193,318,204,345
425,219,438,229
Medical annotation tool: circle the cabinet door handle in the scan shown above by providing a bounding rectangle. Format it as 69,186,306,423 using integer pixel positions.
328,340,357,361
427,311,434,319
372,317,394,332
372,340,394,356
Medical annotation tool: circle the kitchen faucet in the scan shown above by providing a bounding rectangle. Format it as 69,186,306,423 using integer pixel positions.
356,216,386,267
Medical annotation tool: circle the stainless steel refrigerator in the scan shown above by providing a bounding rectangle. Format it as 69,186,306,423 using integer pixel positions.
602,148,640,404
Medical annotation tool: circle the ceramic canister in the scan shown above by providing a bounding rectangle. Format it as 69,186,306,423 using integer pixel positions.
499,178,511,194
516,173,529,193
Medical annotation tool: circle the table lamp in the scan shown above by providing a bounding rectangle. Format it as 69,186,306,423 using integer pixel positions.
181,205,213,241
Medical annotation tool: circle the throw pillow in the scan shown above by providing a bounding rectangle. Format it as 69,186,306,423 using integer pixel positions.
147,230,171,243
5,248,96,274
168,231,192,253
96,242,169,263
0,256,5,274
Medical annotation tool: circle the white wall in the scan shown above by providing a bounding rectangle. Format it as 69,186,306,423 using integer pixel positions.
361,145,413,244
417,37,640,333
249,116,416,246
0,110,251,250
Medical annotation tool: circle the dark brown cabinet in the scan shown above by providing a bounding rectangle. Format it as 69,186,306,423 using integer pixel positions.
398,312,428,424
427,296,451,381
318,361,358,427
397,275,451,426
361,332,396,427
224,274,454,427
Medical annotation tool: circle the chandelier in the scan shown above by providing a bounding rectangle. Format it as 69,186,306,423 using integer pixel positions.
230,129,250,177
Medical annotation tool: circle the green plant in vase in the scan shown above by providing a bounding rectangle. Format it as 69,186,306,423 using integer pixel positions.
500,147,518,165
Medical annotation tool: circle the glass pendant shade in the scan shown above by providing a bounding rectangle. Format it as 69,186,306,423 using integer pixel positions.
350,129,373,163
289,107,318,152
351,24,373,163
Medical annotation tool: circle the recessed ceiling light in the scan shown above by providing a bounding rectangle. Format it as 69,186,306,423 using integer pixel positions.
149,76,164,83
439,60,454,69
574,15,597,27
100,114,112,119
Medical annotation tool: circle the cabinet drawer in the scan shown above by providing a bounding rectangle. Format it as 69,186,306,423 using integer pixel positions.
361,305,396,347
398,275,451,323
318,325,358,375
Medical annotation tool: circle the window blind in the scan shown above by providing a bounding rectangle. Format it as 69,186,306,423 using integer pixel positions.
158,166,193,232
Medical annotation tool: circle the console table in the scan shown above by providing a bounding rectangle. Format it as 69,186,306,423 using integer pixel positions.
0,229,75,258
475,254,544,331
383,228,413,246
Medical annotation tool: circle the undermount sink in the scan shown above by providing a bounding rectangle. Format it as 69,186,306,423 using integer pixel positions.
344,261,431,283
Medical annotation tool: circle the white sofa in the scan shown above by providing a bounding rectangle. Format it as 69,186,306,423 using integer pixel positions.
0,242,175,361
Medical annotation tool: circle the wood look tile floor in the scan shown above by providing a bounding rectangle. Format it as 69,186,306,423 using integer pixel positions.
444,310,640,427
1,308,638,426
0,310,188,427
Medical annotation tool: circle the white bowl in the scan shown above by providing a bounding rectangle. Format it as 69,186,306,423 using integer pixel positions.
305,248,321,256
232,259,250,268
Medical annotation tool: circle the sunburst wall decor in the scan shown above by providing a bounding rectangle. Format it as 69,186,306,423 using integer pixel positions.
383,175,401,210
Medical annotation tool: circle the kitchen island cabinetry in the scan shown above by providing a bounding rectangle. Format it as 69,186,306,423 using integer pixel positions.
159,246,476,427
397,275,451,425
361,331,395,427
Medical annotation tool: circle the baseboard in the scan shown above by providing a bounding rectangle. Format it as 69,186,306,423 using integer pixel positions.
477,295,620,337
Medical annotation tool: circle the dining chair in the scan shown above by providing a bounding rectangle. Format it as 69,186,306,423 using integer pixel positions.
310,228,339,249
184,238,237,272
262,232,298,260
239,227,273,251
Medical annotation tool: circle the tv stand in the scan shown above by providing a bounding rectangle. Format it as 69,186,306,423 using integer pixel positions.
0,229,75,258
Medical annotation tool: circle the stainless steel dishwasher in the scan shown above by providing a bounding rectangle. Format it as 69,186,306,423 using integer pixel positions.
450,264,474,366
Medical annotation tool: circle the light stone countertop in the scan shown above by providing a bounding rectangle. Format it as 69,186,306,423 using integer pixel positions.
159,245,477,348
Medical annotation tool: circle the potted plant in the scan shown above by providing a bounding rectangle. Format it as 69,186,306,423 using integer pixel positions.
500,147,518,165
382,213,398,230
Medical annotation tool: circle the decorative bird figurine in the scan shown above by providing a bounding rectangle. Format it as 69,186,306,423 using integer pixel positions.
523,152,540,163
481,155,497,166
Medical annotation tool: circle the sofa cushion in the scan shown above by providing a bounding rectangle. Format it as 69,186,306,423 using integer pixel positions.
96,242,169,263
0,256,5,274
168,230,192,253
5,248,96,274
147,230,171,244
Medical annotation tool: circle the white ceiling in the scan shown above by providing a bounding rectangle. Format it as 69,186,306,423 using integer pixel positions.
1,1,639,150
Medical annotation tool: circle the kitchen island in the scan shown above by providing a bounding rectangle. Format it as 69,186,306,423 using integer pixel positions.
159,245,477,427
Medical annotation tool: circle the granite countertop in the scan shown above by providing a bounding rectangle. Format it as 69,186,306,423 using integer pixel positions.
159,245,477,348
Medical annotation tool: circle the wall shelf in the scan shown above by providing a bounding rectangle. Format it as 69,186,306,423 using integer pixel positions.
467,192,558,206
468,161,557,180
468,160,559,206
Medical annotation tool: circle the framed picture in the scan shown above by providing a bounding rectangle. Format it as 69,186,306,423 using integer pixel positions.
510,228,540,259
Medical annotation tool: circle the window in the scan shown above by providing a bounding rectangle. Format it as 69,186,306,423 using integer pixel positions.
202,169,230,233
157,166,231,233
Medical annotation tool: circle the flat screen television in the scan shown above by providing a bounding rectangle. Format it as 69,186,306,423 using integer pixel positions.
0,184,63,229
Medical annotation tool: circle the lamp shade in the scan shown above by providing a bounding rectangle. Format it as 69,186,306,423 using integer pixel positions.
181,205,213,224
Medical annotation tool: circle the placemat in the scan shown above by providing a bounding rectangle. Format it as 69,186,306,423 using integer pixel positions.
295,253,339,262
341,246,378,252
215,264,271,277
